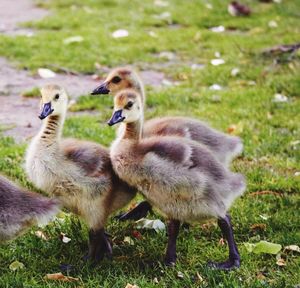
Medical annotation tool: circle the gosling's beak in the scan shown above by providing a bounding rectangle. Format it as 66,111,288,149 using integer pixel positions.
91,82,110,95
107,109,125,126
39,102,54,120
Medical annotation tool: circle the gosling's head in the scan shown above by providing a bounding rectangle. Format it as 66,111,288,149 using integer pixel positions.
91,67,142,96
108,89,143,126
39,85,68,120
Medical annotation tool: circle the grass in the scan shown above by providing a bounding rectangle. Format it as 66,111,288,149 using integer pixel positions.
0,0,300,287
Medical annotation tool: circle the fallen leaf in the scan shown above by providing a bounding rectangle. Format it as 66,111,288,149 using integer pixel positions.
38,68,56,79
154,0,169,7
9,261,25,271
228,1,251,16
177,271,184,279
276,257,286,266
259,214,270,220
284,245,300,253
211,59,225,66
35,230,49,240
219,238,225,246
244,240,282,254
227,122,243,135
250,224,267,232
63,35,83,45
148,31,158,38
136,218,165,232
125,284,139,288
209,26,225,33
214,51,221,58
231,68,240,76
60,233,71,243
123,236,134,245
209,84,223,91
44,272,79,282
112,29,129,38
272,93,288,103
132,230,142,239
256,272,266,280
268,20,278,28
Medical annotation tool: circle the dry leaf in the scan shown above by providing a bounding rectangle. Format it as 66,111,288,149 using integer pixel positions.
154,0,169,7
250,224,267,232
132,230,142,239
60,233,71,243
125,284,139,288
35,230,48,241
268,20,278,28
38,68,56,79
177,271,184,279
9,260,25,271
231,68,240,76
136,218,165,232
44,272,79,282
257,272,266,280
273,93,288,103
211,59,225,66
284,245,300,253
123,236,134,245
209,84,223,91
276,257,286,266
153,277,159,284
209,26,225,33
219,238,225,246
228,1,251,16
63,36,83,45
112,29,129,38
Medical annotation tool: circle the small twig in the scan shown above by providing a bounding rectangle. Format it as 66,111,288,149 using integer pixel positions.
249,190,283,197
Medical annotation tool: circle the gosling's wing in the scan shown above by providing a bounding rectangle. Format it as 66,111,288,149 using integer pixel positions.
61,138,112,178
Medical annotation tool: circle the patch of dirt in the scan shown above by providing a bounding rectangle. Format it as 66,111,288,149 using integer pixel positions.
0,57,101,142
0,0,49,36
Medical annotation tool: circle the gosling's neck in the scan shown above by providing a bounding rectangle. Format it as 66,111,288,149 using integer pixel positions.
121,116,143,141
38,114,65,146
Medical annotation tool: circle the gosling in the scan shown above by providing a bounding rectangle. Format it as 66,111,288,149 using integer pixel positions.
92,67,243,220
25,84,136,262
107,89,246,270
0,174,59,242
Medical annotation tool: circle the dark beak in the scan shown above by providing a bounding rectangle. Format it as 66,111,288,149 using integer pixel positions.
91,82,110,95
39,102,54,120
107,109,125,126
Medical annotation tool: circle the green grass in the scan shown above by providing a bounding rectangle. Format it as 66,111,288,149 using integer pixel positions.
0,0,300,287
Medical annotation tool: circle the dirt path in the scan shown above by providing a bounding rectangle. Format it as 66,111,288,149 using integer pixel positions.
0,0,167,142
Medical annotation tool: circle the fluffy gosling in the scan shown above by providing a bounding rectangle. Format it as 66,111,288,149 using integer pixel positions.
25,84,136,262
107,89,246,269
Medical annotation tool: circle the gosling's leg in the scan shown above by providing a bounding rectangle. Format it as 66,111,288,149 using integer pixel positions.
209,214,240,270
164,219,180,266
116,201,152,221
85,228,112,263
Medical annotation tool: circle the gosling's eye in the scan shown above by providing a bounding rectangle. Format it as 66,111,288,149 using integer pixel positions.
125,101,134,110
111,76,122,84
54,94,60,100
